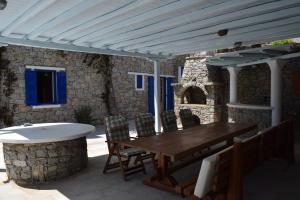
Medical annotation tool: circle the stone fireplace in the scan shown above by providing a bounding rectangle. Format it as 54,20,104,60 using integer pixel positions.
173,55,224,124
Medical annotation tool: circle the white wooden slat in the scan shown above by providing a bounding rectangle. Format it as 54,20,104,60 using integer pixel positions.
65,0,176,42
0,0,38,31
91,0,271,48
116,6,300,51
51,0,145,43
0,36,164,59
1,0,57,37
145,31,297,55
92,0,290,48
139,21,300,52
167,29,300,56
73,0,219,45
27,0,104,40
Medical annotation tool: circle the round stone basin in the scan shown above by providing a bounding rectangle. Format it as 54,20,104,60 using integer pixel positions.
0,123,95,185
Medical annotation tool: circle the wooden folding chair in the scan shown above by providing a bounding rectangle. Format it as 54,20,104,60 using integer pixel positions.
161,110,178,133
103,115,146,181
179,108,199,129
134,113,157,169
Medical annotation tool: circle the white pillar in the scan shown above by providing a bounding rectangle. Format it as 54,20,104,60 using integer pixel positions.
227,67,241,103
267,59,286,126
153,60,162,133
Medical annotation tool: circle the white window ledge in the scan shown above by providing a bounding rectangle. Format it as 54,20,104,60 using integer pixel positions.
32,104,61,109
227,103,273,110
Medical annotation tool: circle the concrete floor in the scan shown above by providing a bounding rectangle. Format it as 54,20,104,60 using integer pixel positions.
0,123,299,200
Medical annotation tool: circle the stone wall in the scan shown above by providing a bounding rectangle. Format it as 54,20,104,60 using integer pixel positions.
223,59,300,129
1,45,177,127
228,107,271,130
176,104,222,124
238,64,270,105
110,56,179,119
3,137,87,185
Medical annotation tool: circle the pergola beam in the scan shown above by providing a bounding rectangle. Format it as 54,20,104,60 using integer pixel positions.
0,36,165,60
105,1,300,50
92,0,270,48
1,0,57,37
161,26,300,55
140,21,300,54
73,0,204,45
27,0,104,40
51,0,150,43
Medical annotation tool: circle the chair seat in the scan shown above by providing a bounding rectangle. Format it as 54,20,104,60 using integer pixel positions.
120,148,146,157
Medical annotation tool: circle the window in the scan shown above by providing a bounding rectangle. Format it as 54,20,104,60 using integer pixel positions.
25,66,67,106
135,74,144,90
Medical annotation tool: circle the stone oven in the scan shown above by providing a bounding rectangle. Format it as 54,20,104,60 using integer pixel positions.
173,54,224,124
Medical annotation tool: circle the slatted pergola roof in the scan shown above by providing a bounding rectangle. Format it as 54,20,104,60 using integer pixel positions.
205,43,300,67
1,0,300,59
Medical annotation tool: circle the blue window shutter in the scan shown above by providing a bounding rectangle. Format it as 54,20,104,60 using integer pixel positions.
136,75,143,89
56,71,67,104
165,77,174,111
148,76,154,114
25,69,38,106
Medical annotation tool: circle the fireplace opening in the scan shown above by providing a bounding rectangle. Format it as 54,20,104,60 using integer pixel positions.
181,86,206,104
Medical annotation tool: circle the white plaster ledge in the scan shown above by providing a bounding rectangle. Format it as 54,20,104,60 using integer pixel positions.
227,103,273,110
0,123,95,144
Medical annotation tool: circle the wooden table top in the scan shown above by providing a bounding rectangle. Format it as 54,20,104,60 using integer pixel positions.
121,122,257,161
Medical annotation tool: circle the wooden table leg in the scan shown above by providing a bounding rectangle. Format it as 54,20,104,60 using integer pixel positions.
144,154,181,195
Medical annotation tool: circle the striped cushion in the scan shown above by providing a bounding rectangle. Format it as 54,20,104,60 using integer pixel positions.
105,115,129,142
135,113,156,137
161,110,178,133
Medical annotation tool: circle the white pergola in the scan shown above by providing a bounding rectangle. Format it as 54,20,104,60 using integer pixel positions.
206,44,300,126
1,0,300,132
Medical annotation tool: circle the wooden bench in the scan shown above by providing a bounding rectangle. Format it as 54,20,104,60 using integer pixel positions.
190,120,294,200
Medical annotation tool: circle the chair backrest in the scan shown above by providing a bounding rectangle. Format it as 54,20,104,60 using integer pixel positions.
135,113,156,137
161,110,178,133
179,109,198,129
105,115,129,142
194,146,233,199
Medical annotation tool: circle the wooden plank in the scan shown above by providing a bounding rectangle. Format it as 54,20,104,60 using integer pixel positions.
121,123,257,161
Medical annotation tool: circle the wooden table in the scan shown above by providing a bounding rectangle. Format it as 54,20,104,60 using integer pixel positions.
121,122,257,196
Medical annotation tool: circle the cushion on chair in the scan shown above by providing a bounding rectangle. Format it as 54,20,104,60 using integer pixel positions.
161,110,178,132
135,113,156,137
119,148,146,157
105,115,130,142
194,146,233,198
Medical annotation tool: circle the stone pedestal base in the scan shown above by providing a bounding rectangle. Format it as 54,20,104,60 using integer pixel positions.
3,137,87,185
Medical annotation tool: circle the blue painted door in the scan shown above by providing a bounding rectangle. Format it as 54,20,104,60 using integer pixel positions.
148,76,154,114
165,77,174,111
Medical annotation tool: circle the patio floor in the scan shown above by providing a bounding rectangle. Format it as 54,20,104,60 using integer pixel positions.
0,122,300,200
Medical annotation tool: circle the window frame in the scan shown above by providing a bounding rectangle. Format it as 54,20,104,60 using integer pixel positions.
25,66,66,109
135,74,144,91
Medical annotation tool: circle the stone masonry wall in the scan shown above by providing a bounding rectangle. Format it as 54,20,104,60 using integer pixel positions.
222,59,300,130
1,45,177,127
3,137,87,185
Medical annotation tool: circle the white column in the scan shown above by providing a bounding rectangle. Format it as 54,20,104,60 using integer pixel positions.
227,67,241,103
267,59,286,126
153,60,162,133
